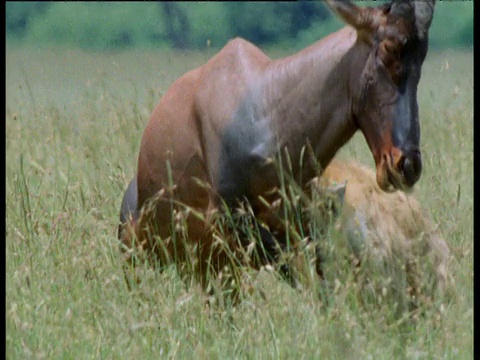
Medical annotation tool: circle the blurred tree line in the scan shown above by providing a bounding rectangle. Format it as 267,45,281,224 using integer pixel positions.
6,1,473,51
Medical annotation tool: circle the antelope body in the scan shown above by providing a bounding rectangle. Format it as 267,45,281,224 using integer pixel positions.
118,0,436,295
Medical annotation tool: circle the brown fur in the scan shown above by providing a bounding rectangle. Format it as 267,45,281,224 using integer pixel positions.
121,1,436,301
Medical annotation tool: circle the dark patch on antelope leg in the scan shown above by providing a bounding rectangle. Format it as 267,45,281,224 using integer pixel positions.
118,176,139,240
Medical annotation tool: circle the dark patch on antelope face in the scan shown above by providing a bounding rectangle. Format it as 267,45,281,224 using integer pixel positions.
357,6,431,192
380,36,427,192
217,96,274,208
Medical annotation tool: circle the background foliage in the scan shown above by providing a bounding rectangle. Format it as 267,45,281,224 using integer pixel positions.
6,1,473,51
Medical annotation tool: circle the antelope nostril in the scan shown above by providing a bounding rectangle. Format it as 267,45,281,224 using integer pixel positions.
401,152,422,187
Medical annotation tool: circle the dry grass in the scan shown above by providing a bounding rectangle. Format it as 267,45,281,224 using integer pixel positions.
6,45,472,359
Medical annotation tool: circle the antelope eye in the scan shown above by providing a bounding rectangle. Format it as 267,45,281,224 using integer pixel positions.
383,39,400,57
379,38,404,64
376,41,406,85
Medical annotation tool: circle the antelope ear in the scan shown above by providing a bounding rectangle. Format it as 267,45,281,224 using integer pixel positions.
329,181,347,205
414,0,435,40
325,0,381,33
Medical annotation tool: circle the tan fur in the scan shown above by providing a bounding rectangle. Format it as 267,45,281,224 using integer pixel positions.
314,159,452,304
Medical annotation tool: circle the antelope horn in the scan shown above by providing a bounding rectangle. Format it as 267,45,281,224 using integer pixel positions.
414,0,436,40
389,0,414,18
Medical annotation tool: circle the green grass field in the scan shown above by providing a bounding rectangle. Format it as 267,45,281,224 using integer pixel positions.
6,46,473,359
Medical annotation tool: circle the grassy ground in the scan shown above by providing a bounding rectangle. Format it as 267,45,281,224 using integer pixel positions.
6,45,473,359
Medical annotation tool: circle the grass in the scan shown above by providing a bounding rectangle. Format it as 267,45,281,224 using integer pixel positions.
6,45,473,359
